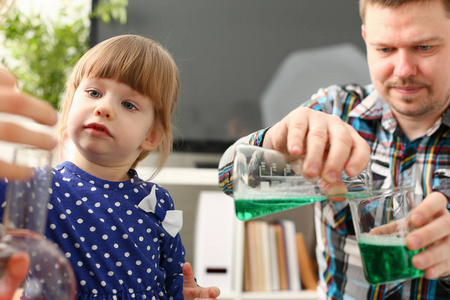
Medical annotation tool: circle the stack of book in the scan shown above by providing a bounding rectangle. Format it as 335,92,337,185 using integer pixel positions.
243,219,318,292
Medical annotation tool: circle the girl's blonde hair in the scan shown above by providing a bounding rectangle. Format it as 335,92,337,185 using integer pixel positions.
59,34,179,173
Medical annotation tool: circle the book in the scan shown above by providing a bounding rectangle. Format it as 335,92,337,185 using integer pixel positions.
296,232,318,290
278,219,301,290
273,222,289,290
268,223,280,290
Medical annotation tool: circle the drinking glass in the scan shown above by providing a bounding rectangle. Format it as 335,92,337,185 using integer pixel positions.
347,186,424,285
0,146,76,299
233,144,372,220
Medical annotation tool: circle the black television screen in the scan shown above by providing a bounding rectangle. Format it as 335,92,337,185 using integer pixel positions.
90,0,368,153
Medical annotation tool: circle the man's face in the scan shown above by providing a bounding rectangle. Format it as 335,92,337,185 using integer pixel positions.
362,1,450,123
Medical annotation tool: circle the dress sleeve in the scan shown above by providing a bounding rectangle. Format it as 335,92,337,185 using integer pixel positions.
155,187,186,299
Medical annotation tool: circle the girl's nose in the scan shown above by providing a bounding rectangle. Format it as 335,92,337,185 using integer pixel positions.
94,105,114,119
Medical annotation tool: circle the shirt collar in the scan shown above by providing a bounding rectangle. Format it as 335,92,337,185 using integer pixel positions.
348,87,450,137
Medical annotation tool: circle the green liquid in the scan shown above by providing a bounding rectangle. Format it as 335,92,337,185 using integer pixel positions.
358,234,424,285
234,196,326,221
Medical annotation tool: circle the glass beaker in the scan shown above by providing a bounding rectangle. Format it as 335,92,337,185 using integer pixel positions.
233,144,372,220
347,186,424,285
0,146,76,299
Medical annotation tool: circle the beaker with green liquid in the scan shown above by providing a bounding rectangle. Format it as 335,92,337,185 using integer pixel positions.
232,145,373,221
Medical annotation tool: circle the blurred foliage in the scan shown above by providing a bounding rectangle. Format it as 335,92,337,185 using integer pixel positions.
0,0,128,108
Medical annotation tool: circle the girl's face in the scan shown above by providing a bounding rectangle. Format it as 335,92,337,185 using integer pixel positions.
67,77,160,171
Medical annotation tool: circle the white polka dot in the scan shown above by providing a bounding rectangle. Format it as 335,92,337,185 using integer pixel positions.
102,235,108,240
127,270,133,275
65,252,71,258
95,202,101,207
78,182,83,186
76,200,82,205
103,194,108,198
92,245,98,250
60,214,66,220
119,183,124,188
126,210,132,215
89,180,95,184
101,281,106,286
136,260,142,265
90,226,96,232
62,233,68,239
64,193,70,198
80,237,85,242
91,187,97,191
82,197,87,201
128,227,134,232
104,253,110,258
108,271,114,276
138,219,143,224
111,226,117,231
108,208,113,213
134,188,139,193
50,224,56,229
96,263,101,269
114,244,119,249
88,209,94,214
122,234,128,239
77,261,83,267
100,218,105,222
66,209,71,214
104,184,110,189
116,262,122,267
115,202,121,207
77,219,83,224
80,280,86,286
124,252,130,257
47,203,53,210
124,195,129,199
55,182,60,187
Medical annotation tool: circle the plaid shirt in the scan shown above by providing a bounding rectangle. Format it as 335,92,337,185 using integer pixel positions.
218,84,450,299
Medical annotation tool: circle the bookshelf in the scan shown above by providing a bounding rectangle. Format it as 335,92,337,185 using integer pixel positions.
137,153,318,300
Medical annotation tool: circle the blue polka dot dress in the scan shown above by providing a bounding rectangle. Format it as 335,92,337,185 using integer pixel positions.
2,161,186,300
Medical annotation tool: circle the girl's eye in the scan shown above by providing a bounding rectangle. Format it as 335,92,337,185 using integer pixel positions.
122,101,136,110
88,90,102,98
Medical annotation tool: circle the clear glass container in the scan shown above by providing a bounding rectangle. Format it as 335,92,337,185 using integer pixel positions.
233,144,373,220
0,146,76,299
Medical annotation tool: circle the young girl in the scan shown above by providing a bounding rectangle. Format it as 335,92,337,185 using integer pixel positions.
1,34,220,300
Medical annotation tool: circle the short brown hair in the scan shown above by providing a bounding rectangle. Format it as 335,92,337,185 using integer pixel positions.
359,0,450,23
59,34,179,173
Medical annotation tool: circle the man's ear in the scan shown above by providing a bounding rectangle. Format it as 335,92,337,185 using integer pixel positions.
361,24,366,41
140,129,163,151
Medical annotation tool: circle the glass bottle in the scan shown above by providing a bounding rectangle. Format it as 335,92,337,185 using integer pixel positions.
0,146,76,299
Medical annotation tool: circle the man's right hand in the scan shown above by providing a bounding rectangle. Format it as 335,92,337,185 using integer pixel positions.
263,107,371,194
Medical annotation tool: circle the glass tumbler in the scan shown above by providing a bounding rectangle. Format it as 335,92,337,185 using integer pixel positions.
0,146,76,299
347,186,424,285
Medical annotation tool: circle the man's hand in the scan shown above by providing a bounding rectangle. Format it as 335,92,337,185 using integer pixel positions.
406,192,450,279
182,262,220,300
263,107,370,192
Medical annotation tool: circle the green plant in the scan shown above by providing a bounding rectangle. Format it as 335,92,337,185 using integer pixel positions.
0,0,128,109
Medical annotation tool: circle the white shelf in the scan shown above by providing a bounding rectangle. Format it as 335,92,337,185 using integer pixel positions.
136,167,218,186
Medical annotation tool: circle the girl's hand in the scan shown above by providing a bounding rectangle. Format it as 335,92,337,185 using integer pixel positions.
182,262,221,300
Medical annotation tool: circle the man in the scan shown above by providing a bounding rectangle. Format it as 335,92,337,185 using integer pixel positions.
218,0,450,298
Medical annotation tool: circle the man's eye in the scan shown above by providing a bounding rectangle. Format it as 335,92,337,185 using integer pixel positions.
123,101,136,110
418,45,432,51
88,90,101,98
379,48,391,54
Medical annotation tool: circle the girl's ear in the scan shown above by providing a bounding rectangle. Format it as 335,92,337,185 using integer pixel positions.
140,128,163,151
